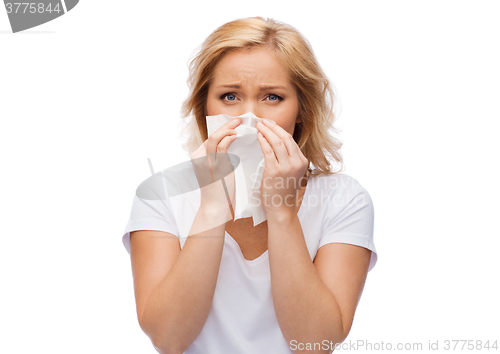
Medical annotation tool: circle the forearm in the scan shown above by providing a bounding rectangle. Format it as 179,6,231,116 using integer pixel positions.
141,204,228,354
268,211,345,353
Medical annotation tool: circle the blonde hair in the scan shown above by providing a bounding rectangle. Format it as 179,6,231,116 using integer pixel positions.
180,17,344,177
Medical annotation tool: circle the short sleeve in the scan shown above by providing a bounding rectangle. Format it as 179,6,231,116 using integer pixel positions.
318,177,378,271
121,193,180,255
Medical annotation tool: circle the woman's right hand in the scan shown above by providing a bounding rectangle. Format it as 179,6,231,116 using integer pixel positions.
190,118,241,220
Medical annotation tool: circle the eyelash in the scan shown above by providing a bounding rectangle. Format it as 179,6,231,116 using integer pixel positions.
220,93,283,102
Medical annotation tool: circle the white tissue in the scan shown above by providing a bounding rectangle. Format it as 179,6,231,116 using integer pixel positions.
206,112,267,226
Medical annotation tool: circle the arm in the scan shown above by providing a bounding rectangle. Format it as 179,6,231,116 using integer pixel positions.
130,119,240,354
131,204,227,354
267,211,371,353
256,119,372,353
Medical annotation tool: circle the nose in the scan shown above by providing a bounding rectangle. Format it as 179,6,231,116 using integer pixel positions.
240,101,262,118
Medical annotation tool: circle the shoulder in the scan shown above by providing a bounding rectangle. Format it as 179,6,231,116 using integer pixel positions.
310,173,377,271
305,173,374,233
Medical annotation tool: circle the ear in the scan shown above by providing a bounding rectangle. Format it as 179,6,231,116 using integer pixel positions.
296,115,302,124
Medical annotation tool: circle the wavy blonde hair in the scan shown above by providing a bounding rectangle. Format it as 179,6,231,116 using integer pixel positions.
180,17,344,177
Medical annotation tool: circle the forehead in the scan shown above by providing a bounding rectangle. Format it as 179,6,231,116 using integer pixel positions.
211,47,291,85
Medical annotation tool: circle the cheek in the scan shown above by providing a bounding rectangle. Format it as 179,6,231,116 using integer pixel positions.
285,104,300,133
206,96,217,116
275,118,297,136
206,86,224,116
206,93,234,116
266,105,299,135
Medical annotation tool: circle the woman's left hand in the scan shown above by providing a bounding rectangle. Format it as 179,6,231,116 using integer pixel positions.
256,119,309,216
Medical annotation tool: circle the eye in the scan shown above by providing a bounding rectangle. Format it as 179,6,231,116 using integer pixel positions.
267,94,283,102
221,93,237,101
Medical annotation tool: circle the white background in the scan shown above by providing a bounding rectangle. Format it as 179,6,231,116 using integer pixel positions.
1,1,499,353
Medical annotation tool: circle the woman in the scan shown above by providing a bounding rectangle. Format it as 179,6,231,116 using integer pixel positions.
122,17,377,354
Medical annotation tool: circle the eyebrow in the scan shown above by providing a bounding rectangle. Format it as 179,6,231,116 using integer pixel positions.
216,84,287,91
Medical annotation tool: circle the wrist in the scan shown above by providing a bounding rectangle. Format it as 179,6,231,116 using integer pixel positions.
265,207,297,224
198,200,233,223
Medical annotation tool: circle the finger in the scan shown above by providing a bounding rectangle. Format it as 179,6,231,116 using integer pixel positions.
216,135,237,167
217,134,237,153
210,134,237,181
257,131,278,170
222,117,242,128
262,119,301,156
204,119,240,183
206,129,235,154
212,140,237,181
216,118,241,137
206,118,241,155
257,121,289,165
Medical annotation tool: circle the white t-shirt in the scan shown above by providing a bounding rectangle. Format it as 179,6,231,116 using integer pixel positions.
122,172,377,354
